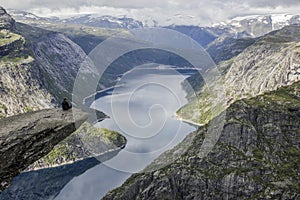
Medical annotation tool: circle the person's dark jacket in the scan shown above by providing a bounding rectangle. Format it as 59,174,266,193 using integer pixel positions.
62,99,72,110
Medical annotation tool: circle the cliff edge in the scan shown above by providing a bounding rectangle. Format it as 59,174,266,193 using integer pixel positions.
0,108,88,191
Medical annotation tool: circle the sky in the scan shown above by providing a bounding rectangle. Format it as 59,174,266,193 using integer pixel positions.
0,0,300,26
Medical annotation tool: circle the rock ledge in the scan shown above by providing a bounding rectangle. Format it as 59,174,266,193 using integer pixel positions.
0,108,88,191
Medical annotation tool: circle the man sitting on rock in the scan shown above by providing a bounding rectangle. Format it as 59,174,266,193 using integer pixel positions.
62,97,72,111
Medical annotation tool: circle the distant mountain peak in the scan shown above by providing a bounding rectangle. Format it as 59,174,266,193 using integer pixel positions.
7,9,57,22
212,14,300,37
61,14,144,29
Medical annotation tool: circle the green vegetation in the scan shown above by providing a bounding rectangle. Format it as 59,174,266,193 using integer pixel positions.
78,122,126,147
43,145,69,165
24,106,34,113
16,21,119,54
34,122,126,168
243,81,300,110
0,55,32,64
96,128,126,147
177,85,225,125
0,30,22,46
0,103,7,118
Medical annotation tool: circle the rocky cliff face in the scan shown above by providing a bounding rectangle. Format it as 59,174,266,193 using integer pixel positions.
206,36,256,63
0,9,55,117
31,31,91,95
0,58,55,117
0,108,88,192
0,7,15,30
0,6,98,117
224,25,300,103
103,82,300,200
179,25,300,124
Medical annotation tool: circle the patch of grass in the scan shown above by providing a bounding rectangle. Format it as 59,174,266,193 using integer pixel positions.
43,144,69,165
0,55,27,63
78,123,126,147
243,81,300,111
35,122,126,167
0,31,23,46
24,106,34,113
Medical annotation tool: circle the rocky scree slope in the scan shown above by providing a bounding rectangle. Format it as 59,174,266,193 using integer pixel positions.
103,81,300,200
0,108,88,192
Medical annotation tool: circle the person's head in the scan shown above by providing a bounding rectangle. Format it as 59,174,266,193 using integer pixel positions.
63,97,68,101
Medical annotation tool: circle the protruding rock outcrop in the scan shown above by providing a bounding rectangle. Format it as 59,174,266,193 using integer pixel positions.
0,108,88,191
0,6,15,30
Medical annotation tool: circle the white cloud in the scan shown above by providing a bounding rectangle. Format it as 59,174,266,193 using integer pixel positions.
1,0,300,26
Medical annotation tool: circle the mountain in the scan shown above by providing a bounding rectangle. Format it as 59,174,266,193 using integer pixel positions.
7,9,58,22
0,6,103,116
61,14,144,29
9,10,300,62
103,81,300,200
0,7,54,117
26,122,126,171
206,36,257,63
211,14,300,38
8,10,144,29
3,7,300,199
166,25,217,47
179,25,300,124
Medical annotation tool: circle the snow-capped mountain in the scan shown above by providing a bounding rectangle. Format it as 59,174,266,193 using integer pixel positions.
8,10,143,29
213,14,300,38
7,9,300,39
61,15,144,29
7,9,59,22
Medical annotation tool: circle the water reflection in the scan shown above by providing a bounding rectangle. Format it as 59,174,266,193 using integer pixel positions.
55,64,196,199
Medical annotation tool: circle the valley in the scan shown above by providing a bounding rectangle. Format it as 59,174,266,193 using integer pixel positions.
0,4,299,200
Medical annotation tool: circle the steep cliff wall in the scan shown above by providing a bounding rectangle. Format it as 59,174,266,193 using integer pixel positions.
0,7,97,117
0,7,55,117
179,25,300,124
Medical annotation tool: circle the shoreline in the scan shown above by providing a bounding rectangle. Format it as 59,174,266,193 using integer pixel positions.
25,146,125,172
174,113,203,127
